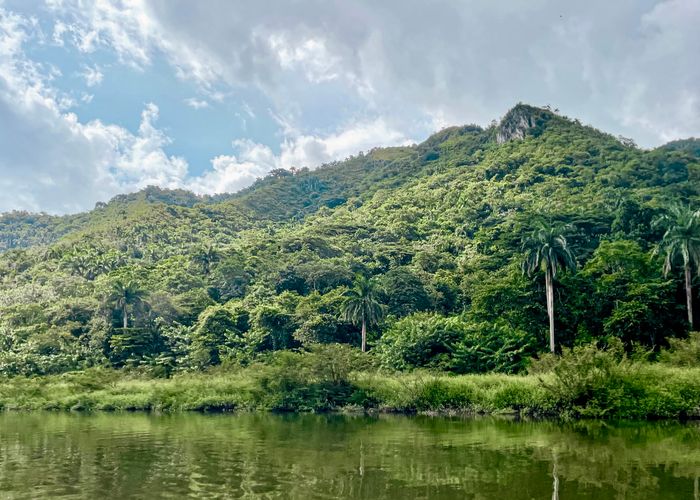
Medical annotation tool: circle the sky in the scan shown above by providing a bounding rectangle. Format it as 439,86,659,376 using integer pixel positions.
0,0,698,214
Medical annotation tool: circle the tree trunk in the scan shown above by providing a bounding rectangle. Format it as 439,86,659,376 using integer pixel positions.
685,263,694,330
545,268,555,353
361,318,367,353
123,303,128,329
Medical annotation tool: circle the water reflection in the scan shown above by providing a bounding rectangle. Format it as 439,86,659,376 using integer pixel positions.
0,413,698,499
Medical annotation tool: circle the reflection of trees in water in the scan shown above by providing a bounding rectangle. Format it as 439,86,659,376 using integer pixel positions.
0,414,698,498
530,420,700,499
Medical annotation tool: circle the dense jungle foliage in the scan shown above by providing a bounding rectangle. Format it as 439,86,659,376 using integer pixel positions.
1,104,699,383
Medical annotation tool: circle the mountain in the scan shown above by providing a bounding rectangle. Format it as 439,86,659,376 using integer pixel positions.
1,104,698,376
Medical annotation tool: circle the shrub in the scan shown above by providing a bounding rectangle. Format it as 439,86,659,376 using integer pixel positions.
376,313,535,373
660,332,700,366
533,340,700,418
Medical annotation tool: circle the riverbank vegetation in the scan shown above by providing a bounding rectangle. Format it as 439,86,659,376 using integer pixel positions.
1,104,700,419
1,338,699,419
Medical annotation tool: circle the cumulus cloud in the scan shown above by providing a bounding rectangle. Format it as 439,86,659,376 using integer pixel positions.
188,140,278,195
278,118,410,169
0,6,187,213
44,0,700,147
46,0,154,65
268,34,342,83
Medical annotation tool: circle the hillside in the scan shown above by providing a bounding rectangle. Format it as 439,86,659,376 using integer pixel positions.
1,104,699,377
0,126,463,251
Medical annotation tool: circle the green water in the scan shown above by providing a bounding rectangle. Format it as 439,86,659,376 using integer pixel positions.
0,413,698,499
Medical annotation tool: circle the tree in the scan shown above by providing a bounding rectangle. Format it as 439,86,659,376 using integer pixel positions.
190,305,248,366
108,280,146,329
341,275,385,352
379,267,433,317
376,313,534,374
522,222,577,353
192,244,220,275
654,203,700,329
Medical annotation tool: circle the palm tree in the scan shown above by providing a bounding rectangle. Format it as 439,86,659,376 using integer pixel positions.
522,222,577,353
108,280,146,329
654,203,700,329
341,275,385,352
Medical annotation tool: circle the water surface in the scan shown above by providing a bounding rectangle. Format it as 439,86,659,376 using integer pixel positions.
0,413,698,499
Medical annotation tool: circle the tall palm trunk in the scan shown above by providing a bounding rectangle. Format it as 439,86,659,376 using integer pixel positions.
361,316,367,353
122,303,128,329
545,267,555,353
685,263,694,329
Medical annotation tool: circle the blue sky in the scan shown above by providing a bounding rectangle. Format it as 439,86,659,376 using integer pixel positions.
0,0,698,213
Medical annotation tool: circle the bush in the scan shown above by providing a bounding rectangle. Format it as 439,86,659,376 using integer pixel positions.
660,332,700,366
376,313,535,374
532,340,631,417
532,340,700,418
251,345,371,411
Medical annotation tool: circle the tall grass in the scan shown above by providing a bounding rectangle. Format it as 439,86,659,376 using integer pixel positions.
1,343,699,419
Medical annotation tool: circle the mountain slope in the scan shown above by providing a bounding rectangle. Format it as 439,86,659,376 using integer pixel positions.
0,124,485,252
1,104,698,376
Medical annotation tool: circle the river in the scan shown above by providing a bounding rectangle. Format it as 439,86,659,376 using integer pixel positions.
0,413,698,498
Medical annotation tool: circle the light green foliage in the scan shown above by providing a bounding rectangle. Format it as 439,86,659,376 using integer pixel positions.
576,240,683,346
1,346,697,419
660,332,700,366
190,305,247,366
292,289,355,346
530,340,700,418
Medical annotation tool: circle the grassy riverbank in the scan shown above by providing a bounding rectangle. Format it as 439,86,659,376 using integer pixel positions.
1,345,699,419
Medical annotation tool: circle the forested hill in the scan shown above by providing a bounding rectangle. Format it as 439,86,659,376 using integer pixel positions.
1,103,699,377
0,120,476,252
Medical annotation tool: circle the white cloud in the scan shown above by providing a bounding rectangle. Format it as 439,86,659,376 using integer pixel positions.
183,97,209,109
188,140,277,195
51,19,67,46
268,34,341,83
111,102,189,187
45,0,155,66
279,118,410,169
80,64,103,86
0,7,187,213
